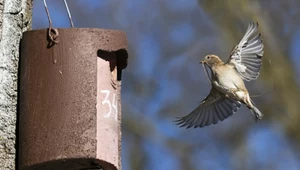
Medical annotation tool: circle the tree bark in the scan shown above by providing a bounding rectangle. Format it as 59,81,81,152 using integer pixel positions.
0,0,32,169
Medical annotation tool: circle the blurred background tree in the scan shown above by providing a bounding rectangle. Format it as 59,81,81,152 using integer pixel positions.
33,0,300,169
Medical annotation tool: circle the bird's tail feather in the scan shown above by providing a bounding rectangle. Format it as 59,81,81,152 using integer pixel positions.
250,105,263,121
246,94,263,121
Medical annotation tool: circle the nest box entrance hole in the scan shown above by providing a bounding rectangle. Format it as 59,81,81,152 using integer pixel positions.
97,49,128,82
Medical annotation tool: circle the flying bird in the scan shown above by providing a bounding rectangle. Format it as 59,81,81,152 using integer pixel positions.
176,22,264,128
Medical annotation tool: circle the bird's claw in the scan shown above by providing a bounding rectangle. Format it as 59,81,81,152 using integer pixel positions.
230,88,238,96
225,88,238,99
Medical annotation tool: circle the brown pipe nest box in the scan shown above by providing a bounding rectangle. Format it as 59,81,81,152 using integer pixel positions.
18,28,128,170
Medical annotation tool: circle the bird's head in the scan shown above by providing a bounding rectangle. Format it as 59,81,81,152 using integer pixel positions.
200,54,222,67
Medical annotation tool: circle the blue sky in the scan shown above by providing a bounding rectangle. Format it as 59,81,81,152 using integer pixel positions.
32,1,300,169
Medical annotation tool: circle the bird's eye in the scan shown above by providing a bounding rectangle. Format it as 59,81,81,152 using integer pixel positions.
207,56,210,60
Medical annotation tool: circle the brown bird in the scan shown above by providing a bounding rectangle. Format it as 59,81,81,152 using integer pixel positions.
176,22,264,128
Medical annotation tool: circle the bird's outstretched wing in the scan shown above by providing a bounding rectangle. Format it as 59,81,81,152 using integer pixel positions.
175,88,241,128
226,22,264,81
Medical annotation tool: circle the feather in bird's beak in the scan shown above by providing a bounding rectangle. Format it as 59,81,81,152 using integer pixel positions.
201,60,212,83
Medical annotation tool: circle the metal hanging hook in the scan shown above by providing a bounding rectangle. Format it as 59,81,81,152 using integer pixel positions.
43,0,59,45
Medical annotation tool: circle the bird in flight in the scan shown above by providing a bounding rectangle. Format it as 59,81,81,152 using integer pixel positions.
176,22,264,128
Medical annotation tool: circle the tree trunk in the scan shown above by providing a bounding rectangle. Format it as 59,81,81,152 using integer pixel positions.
0,0,32,169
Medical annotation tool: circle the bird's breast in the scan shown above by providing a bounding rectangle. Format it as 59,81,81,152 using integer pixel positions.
213,65,244,90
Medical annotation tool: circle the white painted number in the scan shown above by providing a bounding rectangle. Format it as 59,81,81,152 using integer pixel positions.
101,90,118,121
101,90,111,118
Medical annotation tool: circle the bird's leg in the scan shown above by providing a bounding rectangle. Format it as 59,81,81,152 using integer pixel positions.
230,88,238,97
225,88,238,98
225,93,230,98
